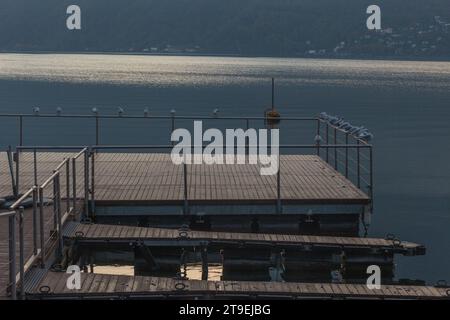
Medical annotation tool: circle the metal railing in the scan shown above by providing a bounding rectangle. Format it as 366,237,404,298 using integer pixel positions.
0,113,318,147
2,148,88,299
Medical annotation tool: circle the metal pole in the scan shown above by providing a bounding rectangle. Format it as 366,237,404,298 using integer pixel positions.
276,157,282,214
183,162,188,214
369,146,374,206
38,187,45,268
91,152,95,216
19,207,24,300
334,128,338,169
15,149,20,197
345,134,349,178
56,174,63,259
7,147,18,198
8,214,16,300
201,246,208,281
271,78,275,110
52,177,57,230
316,120,321,156
19,115,23,146
66,159,70,213
32,187,38,256
72,158,77,214
325,124,329,163
33,149,37,186
95,116,99,146
84,149,89,218
357,140,361,188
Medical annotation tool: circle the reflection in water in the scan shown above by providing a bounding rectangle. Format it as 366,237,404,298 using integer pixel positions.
94,265,135,276
185,263,223,281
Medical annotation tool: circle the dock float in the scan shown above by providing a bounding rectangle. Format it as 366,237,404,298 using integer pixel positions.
25,272,450,300
63,222,425,256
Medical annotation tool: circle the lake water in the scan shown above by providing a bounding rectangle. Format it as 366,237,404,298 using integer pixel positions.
0,53,449,284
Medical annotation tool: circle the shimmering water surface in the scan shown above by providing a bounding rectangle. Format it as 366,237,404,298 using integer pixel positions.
0,53,449,283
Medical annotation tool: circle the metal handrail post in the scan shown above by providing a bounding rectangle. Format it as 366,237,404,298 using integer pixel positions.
276,156,282,214
91,150,95,216
7,147,18,197
32,187,38,255
38,187,45,268
19,115,23,146
183,162,188,214
55,174,63,258
72,158,77,214
8,212,17,300
334,128,338,169
345,134,349,178
18,207,25,300
33,149,37,186
15,149,20,196
357,140,361,188
84,149,89,218
66,159,70,213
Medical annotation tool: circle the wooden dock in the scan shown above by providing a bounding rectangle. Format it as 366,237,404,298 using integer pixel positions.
63,222,425,256
25,271,450,300
1,152,369,204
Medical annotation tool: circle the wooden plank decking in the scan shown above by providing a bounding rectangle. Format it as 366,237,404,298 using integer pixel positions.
1,152,369,204
26,271,450,300
64,222,425,255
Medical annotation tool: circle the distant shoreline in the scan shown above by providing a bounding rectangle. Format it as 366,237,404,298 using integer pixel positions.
1,50,450,63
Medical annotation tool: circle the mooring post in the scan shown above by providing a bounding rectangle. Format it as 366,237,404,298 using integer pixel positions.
38,187,45,268
32,187,38,256
19,207,25,300
8,212,17,300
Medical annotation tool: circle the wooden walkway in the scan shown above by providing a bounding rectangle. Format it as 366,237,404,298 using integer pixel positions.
64,222,425,255
26,271,450,300
1,152,369,204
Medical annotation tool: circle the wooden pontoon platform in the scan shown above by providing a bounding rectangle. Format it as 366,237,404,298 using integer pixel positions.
63,222,425,256
25,271,450,300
